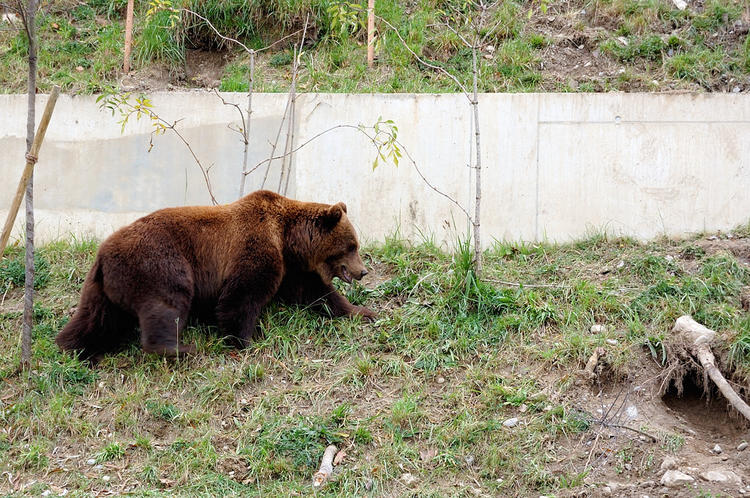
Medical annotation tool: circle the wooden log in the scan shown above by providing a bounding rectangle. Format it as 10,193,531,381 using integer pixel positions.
0,86,60,257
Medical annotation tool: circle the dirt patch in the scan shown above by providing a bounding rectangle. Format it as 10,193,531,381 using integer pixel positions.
185,49,228,89
697,237,750,266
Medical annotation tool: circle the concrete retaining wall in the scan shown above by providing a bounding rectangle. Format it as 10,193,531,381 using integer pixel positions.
1,92,748,248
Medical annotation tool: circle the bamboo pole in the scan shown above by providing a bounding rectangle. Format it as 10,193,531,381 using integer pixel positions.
367,0,375,68
0,86,60,257
123,0,135,73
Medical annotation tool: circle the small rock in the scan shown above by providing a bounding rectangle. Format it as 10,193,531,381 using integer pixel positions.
401,473,418,485
625,405,638,419
602,486,612,495
661,470,694,487
437,376,445,384
660,456,678,471
665,255,674,262
42,491,51,497
699,469,742,486
94,464,103,471
606,339,618,345
713,444,722,454
733,87,742,93
624,463,632,471
616,260,625,269
640,480,655,488
519,403,528,413
75,66,84,72
503,417,519,428
102,475,110,482
617,36,628,46
738,441,748,451
590,324,606,334
87,458,96,465
672,0,687,10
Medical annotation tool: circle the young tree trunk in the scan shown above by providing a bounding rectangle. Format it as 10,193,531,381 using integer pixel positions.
238,51,254,198
22,0,38,368
471,45,482,278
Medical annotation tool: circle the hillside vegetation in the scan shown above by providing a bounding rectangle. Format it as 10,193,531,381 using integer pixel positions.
0,0,749,94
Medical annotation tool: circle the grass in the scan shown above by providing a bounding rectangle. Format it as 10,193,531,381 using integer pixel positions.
0,228,749,494
1,0,749,93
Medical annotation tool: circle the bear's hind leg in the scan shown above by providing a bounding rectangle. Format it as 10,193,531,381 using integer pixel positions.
137,301,194,356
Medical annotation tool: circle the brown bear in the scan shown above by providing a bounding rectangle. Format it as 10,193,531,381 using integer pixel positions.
55,190,375,359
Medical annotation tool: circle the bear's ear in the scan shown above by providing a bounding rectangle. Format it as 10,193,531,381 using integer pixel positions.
336,202,347,214
318,204,343,229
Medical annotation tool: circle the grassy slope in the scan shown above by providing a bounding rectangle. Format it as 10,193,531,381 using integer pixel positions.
1,226,749,496
0,0,749,94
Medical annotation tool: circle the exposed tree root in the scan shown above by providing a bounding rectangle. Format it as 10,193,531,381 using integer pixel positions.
672,315,750,423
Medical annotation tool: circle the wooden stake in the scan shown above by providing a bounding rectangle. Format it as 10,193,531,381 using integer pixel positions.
367,0,375,68
123,0,135,73
0,86,60,257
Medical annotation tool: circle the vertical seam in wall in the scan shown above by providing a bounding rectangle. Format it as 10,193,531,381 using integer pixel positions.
534,96,540,242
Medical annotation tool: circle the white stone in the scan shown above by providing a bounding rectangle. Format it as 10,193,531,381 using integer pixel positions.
713,444,723,454
590,324,606,334
660,456,678,471
699,469,742,486
738,442,748,451
503,417,519,427
625,405,638,419
672,0,687,9
87,458,96,465
401,473,418,485
661,470,694,487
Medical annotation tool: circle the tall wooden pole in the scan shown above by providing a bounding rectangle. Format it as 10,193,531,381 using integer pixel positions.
367,0,375,68
123,0,135,73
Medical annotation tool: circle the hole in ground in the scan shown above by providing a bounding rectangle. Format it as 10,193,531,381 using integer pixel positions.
662,374,747,438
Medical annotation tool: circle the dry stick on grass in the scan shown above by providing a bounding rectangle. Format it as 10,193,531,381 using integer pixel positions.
312,444,337,489
672,315,750,422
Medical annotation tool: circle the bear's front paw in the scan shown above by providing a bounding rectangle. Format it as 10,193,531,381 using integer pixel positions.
353,306,377,321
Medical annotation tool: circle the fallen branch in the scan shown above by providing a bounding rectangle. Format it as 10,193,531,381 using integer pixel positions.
672,315,750,422
312,444,337,489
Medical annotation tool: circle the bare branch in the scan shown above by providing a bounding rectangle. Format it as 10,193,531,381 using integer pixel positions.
375,14,471,99
211,89,246,142
181,7,304,55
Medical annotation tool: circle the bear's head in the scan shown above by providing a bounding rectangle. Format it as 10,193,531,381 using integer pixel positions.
313,202,368,285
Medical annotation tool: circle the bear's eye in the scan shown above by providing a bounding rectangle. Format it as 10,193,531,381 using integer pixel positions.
347,244,357,253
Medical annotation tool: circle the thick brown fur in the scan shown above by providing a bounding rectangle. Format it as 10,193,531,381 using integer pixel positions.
55,190,375,359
